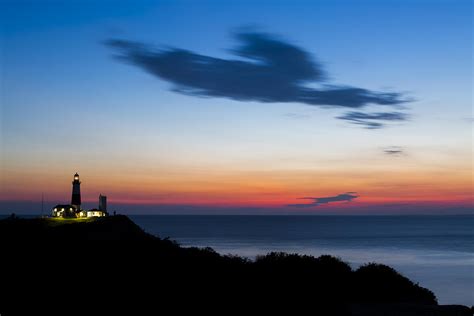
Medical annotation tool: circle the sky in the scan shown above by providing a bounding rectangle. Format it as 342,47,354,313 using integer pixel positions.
1,0,472,214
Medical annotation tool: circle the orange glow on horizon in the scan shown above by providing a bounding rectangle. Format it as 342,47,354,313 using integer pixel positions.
1,174,472,210
1,157,472,212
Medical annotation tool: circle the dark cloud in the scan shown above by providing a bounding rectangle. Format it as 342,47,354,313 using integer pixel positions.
288,192,359,208
105,31,410,128
383,146,404,156
337,111,408,129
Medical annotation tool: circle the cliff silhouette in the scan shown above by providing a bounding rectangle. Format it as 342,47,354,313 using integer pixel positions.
0,215,471,316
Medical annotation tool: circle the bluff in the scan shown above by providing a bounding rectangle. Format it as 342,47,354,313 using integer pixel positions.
0,215,470,316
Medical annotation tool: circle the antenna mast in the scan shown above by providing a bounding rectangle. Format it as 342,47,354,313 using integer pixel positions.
41,193,44,217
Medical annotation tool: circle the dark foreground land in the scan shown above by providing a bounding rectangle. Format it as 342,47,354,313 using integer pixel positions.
0,215,471,315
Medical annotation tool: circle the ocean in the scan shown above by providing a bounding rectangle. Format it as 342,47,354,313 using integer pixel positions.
130,215,474,306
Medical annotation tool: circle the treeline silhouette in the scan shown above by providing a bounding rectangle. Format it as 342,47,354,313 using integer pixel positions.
0,215,470,315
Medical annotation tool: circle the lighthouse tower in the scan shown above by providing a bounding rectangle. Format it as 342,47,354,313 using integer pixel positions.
71,172,81,210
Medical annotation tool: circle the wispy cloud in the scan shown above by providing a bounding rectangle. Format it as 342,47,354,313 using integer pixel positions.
465,117,474,123
337,111,408,129
105,30,410,128
383,146,405,156
284,112,311,120
288,192,359,208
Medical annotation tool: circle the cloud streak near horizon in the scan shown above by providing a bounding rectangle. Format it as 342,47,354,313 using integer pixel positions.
288,192,359,208
106,31,410,128
383,146,405,155
337,112,408,129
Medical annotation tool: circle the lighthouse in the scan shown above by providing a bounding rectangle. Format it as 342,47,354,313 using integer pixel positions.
71,172,81,210
51,173,108,218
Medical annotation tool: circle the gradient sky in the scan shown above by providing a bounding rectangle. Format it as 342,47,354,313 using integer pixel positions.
1,0,472,214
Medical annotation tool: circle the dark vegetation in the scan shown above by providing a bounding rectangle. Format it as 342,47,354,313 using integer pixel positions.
0,215,471,315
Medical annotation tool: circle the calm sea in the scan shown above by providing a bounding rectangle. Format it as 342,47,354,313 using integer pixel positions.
130,215,474,306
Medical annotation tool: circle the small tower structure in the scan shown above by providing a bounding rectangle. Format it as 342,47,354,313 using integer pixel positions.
99,194,107,212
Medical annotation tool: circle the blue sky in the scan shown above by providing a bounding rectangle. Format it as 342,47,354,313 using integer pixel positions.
1,0,472,214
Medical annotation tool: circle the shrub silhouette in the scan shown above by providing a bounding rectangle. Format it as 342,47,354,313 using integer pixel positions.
353,263,437,305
